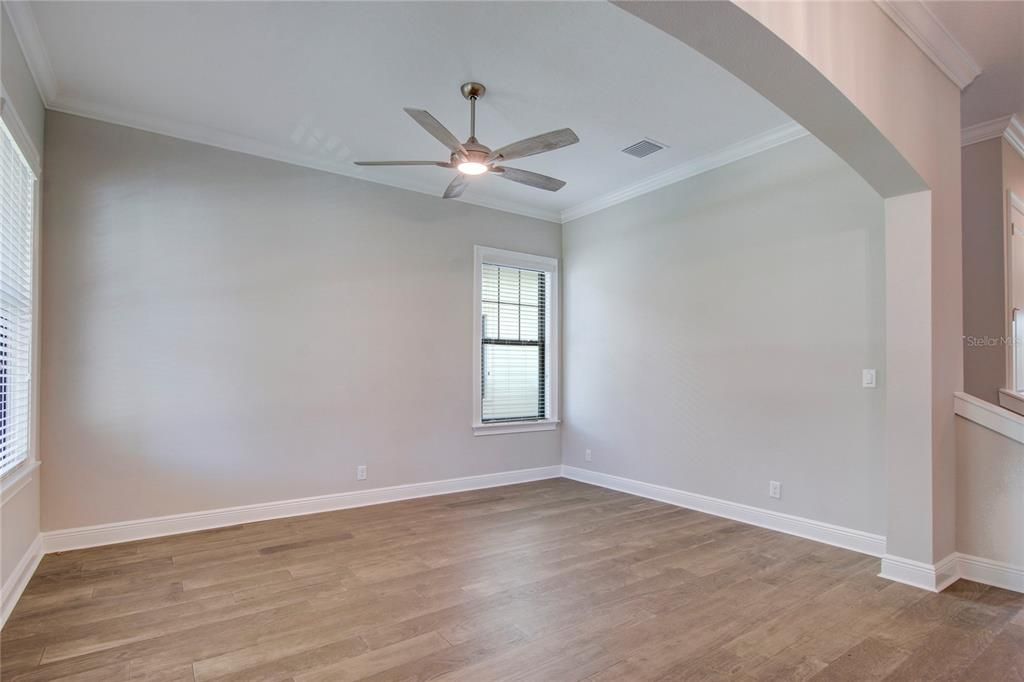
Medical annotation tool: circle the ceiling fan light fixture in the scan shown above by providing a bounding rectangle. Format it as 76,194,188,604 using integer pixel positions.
355,82,578,199
457,161,489,175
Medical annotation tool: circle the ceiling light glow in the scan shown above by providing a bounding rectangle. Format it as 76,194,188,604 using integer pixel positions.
457,161,488,175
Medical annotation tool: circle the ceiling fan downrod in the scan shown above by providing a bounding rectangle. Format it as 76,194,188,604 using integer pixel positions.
461,82,486,142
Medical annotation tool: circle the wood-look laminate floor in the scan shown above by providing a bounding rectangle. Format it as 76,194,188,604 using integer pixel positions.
2,479,1023,681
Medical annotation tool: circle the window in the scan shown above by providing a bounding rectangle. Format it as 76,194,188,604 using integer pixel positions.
481,264,545,421
473,246,558,435
0,117,35,477
1015,309,1024,393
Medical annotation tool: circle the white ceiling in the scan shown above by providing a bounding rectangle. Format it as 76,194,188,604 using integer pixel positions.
925,1,1024,128
14,1,796,222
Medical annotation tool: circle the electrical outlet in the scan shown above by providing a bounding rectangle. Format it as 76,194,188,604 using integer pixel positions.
585,449,592,462
862,369,877,388
769,481,781,499
357,465,367,481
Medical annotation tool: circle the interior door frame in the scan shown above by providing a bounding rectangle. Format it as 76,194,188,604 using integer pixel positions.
1004,191,1024,391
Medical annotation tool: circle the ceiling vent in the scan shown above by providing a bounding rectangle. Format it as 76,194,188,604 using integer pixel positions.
621,138,667,159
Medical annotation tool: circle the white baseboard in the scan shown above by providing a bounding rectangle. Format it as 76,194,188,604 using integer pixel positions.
1,534,43,627
879,552,959,592
561,465,887,558
26,463,1024,606
42,465,562,553
957,553,1024,593
880,552,1023,594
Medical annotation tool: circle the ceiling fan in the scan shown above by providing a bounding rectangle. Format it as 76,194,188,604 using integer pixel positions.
355,82,579,199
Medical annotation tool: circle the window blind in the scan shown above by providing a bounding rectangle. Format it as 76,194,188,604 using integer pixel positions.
480,263,546,422
0,119,34,477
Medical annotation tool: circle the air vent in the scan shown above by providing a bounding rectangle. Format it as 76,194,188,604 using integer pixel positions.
621,138,667,158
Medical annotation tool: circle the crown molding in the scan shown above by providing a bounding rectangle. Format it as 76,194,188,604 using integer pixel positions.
875,1,981,91
5,3,561,223
13,0,805,227
962,114,1024,161
560,122,808,223
48,96,562,224
1005,115,1024,160
51,91,807,227
2,1,58,105
962,115,1013,147
51,93,806,228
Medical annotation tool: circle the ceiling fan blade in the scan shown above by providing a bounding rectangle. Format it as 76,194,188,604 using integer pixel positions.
443,174,469,199
487,128,579,163
354,161,452,167
493,166,566,192
404,108,467,157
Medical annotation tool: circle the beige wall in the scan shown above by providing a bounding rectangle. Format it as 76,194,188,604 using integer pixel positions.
955,416,1024,567
562,135,887,534
961,138,1024,403
40,112,562,532
962,139,1006,403
0,2,43,612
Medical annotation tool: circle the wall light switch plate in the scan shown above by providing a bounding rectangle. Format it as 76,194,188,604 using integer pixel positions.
862,369,877,388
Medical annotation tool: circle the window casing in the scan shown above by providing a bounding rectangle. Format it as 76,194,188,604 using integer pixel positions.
0,115,35,478
1009,195,1024,396
473,246,558,435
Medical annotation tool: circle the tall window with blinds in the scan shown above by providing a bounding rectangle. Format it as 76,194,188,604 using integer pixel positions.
480,263,546,421
473,246,558,434
0,119,35,477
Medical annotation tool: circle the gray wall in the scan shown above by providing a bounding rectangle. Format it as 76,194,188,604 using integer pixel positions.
562,135,888,534
40,112,561,532
1,2,44,605
955,416,1024,567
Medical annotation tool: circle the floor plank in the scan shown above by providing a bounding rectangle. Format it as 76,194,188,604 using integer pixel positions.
2,479,1021,681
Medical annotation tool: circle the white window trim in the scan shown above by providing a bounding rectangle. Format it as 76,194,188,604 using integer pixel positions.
0,89,41,177
0,459,40,505
472,246,559,436
0,90,41,481
1007,191,1024,396
956,391,1024,446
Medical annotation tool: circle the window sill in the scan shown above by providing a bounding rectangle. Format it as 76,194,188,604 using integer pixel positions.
955,391,1024,446
1,459,40,507
997,389,1024,418
473,419,560,436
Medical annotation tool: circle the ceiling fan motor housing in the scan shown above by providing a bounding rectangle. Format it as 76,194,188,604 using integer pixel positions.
454,139,492,165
